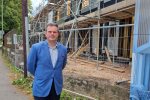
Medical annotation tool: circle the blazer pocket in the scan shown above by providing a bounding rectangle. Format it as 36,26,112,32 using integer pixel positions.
59,56,64,62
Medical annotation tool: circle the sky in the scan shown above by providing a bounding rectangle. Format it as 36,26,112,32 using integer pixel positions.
31,0,48,16
31,0,42,12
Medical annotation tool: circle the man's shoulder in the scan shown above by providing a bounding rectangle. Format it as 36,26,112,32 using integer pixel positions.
58,43,67,50
32,41,45,48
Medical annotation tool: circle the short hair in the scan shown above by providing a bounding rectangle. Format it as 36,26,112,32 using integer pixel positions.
46,23,59,33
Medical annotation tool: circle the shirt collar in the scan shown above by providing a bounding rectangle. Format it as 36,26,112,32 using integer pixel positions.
48,43,58,49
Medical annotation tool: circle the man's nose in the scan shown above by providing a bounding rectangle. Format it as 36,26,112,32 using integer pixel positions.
51,32,54,35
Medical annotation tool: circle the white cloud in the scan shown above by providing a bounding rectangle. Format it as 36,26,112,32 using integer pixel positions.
31,0,42,12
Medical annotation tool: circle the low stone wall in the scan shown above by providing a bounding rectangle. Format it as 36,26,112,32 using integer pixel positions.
63,72,130,100
3,47,24,69
3,47,130,100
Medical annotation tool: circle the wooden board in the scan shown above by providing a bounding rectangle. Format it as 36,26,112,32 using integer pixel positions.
123,18,129,57
70,39,88,58
73,43,89,58
104,46,112,62
70,46,81,58
99,65,125,73
116,57,130,60
75,59,105,65
130,16,135,58
72,31,74,53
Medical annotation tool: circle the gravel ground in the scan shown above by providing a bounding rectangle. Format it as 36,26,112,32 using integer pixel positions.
64,56,131,89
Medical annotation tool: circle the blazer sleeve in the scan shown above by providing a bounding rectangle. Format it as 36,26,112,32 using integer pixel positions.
62,47,67,70
27,45,37,76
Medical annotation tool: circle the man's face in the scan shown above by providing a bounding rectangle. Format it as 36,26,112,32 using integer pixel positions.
45,26,59,42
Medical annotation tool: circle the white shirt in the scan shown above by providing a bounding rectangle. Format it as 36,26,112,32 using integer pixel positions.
48,44,58,68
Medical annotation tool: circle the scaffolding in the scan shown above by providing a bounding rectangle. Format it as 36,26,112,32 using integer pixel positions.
29,0,135,67
28,0,136,99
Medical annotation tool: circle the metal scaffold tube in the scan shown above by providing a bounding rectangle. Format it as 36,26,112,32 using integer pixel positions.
97,0,101,69
113,22,116,67
65,0,81,47
62,89,97,100
60,24,134,31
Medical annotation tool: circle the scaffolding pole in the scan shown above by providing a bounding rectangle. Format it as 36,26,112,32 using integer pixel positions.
65,0,81,47
60,24,134,32
97,0,101,69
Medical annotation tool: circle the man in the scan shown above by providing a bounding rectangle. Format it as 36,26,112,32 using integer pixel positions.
27,23,67,100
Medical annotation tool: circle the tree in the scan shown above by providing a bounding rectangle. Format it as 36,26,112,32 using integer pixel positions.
0,0,33,34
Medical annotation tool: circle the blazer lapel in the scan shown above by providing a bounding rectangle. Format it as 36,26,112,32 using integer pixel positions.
44,40,53,68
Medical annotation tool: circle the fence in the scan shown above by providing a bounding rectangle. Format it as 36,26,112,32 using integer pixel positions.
26,22,133,99
3,22,132,99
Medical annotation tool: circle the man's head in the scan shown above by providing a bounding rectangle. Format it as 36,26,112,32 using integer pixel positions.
45,23,59,43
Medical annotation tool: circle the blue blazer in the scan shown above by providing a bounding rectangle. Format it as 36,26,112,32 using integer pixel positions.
27,40,67,97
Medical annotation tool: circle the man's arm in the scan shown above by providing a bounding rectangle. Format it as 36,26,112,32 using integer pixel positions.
27,45,37,76
62,47,67,70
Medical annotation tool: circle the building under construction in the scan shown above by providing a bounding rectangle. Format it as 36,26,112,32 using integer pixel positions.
29,0,135,67
27,0,136,99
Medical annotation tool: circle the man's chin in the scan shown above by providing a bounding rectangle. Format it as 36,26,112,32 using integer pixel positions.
48,39,57,42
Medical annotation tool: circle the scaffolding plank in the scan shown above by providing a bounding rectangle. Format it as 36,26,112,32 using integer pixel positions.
104,46,112,62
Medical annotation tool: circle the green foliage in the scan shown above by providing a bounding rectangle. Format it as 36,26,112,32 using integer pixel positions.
6,62,21,74
0,39,2,45
60,91,90,100
60,91,70,100
95,94,100,100
12,76,33,93
76,97,81,100
0,0,33,34
2,49,6,58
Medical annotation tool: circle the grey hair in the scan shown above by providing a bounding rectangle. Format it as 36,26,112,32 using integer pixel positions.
46,23,59,33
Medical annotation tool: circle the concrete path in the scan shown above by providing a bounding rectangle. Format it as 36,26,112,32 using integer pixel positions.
0,48,29,100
